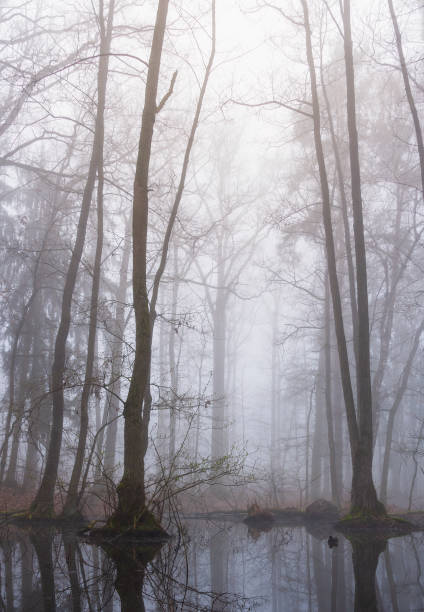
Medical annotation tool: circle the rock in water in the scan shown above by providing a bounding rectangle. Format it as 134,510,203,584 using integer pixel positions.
305,499,339,519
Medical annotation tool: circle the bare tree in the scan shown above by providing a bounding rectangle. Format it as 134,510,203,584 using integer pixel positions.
30,4,114,517
300,0,384,515
105,0,216,531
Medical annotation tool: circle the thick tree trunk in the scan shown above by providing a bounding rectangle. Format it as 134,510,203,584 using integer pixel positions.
105,543,162,612
351,538,385,612
210,529,229,608
31,529,57,612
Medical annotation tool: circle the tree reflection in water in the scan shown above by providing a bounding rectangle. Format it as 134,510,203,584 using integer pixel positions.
351,536,386,612
0,522,423,610
30,528,56,612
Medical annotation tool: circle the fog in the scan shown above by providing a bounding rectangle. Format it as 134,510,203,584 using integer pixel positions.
0,0,423,608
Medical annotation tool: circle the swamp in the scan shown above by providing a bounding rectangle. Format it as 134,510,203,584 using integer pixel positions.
0,0,423,609
1,513,424,610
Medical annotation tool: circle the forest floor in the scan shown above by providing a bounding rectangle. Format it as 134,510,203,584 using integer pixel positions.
0,485,38,514
0,485,106,519
1,485,423,537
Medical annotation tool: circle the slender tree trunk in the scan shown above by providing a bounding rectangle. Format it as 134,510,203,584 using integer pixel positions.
387,0,424,196
0,260,42,481
380,319,424,503
157,313,169,464
63,532,82,612
271,296,281,504
302,0,384,514
408,417,424,510
321,72,358,365
4,328,32,486
371,191,415,447
109,0,169,527
194,343,206,465
0,313,30,482
107,0,215,529
301,0,359,466
211,251,228,460
168,244,179,463
324,277,340,507
333,374,344,506
62,0,114,518
311,349,325,500
104,215,131,478
20,535,34,610
29,3,113,518
342,0,384,515
22,295,45,491
2,541,14,612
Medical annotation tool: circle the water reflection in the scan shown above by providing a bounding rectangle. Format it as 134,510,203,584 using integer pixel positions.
351,537,386,612
0,519,423,610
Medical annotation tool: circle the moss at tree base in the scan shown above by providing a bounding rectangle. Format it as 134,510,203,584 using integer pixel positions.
90,506,169,540
336,512,415,537
27,500,56,520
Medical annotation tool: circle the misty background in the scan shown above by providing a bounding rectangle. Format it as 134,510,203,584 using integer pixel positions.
0,0,423,518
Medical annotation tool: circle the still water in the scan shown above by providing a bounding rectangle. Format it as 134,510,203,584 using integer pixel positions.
0,517,423,610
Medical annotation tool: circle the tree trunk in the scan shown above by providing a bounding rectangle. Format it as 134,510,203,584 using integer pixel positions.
107,0,215,530
271,295,282,504
62,0,114,518
211,251,228,460
109,0,169,528
311,348,326,500
342,0,384,515
387,0,424,196
324,277,340,507
4,327,32,486
301,0,359,465
380,319,424,504
301,0,384,515
104,214,131,478
168,244,180,463
157,313,169,465
22,295,45,491
351,538,385,612
31,529,57,612
29,2,113,518
0,265,41,482
321,70,358,366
